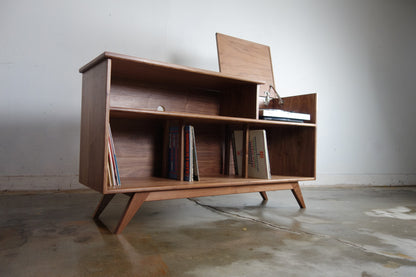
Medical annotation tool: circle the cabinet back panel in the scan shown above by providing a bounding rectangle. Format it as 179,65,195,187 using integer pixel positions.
110,118,164,179
192,123,224,176
221,85,258,119
111,78,221,115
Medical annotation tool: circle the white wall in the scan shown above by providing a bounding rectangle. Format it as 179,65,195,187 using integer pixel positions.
1,0,415,190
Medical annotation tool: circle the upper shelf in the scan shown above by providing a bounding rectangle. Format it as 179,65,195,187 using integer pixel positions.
80,52,265,90
110,106,316,127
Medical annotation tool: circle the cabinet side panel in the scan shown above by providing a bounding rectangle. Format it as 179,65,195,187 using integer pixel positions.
79,60,111,193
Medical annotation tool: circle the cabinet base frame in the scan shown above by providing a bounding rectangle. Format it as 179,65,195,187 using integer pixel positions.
93,182,306,234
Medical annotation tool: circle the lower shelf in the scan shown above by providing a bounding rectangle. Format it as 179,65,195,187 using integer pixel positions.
105,175,315,194
95,178,307,234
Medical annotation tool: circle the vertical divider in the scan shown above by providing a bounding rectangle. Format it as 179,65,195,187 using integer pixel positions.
164,119,185,181
178,121,185,181
224,125,231,176
162,120,170,178
242,124,250,178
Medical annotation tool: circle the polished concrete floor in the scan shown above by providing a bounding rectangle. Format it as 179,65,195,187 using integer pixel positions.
0,186,415,276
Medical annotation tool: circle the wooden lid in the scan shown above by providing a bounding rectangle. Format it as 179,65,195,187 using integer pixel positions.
216,33,275,97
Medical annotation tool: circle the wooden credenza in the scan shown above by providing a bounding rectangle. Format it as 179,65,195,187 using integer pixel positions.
79,52,316,234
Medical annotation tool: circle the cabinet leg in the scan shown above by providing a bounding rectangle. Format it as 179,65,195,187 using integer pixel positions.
93,194,115,219
291,182,306,208
259,191,268,201
114,192,149,234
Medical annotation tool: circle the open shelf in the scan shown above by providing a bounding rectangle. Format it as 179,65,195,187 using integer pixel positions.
107,175,315,194
110,107,316,127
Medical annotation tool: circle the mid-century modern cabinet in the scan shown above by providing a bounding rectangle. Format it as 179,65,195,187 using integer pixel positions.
79,52,316,234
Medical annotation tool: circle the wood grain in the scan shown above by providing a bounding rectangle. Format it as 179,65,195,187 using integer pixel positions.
79,59,111,193
109,107,316,127
110,79,221,116
105,175,315,194
79,52,315,233
80,52,263,88
145,183,293,201
114,192,149,234
259,191,268,201
267,126,316,178
109,118,164,179
93,194,115,219
221,85,258,119
191,123,224,177
261,93,317,124
291,182,306,208
216,33,274,97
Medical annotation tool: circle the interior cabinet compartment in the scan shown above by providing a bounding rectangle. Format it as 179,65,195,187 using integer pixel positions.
109,117,165,181
110,80,222,116
266,125,316,178
224,124,316,180
110,80,258,119
109,118,232,184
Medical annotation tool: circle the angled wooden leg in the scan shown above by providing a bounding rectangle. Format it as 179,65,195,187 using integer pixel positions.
114,192,149,234
93,194,115,219
259,191,268,201
291,182,306,208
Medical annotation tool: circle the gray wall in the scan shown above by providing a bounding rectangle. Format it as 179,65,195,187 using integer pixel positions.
1,0,415,190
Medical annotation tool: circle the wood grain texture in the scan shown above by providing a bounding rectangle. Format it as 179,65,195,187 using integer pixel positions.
109,107,316,127
93,194,115,219
79,59,111,193
114,192,149,234
220,85,259,119
291,182,306,208
242,126,249,178
260,93,317,124
110,79,221,116
262,94,317,178
145,183,293,201
267,126,316,178
105,176,315,194
216,33,274,97
259,191,268,201
79,52,315,233
191,123,224,177
109,118,164,179
80,52,262,88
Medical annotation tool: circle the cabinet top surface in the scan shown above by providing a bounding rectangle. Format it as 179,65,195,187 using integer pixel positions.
79,52,264,86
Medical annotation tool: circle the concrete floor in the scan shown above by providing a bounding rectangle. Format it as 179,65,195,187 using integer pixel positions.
0,187,415,277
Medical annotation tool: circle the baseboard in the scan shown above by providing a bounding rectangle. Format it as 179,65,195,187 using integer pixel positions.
301,174,416,187
0,175,84,191
2,174,415,191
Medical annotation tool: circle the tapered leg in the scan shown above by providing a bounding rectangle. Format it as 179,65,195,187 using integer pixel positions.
291,182,306,208
114,192,149,234
259,191,268,201
93,194,115,219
